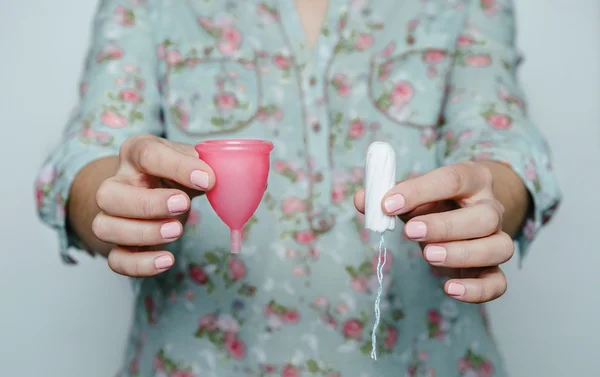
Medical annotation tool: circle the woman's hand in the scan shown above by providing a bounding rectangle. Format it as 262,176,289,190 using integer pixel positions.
90,134,215,277
354,161,522,303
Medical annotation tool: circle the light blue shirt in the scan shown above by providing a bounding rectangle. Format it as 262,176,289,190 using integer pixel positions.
36,1,561,376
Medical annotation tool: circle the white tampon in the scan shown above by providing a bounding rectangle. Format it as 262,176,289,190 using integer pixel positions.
364,141,397,360
365,141,396,233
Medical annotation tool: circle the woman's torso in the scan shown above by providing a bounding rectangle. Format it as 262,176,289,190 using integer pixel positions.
122,1,506,376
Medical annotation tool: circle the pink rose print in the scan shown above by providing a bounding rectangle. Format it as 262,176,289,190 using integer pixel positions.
144,296,156,325
486,113,512,130
378,42,396,58
331,73,352,97
331,182,347,204
153,349,195,376
391,81,415,107
420,128,438,149
312,296,328,309
466,54,492,67
350,276,369,292
195,312,246,359
458,349,494,377
342,318,363,339
218,27,243,56
523,218,536,241
198,314,218,331
119,89,141,102
225,334,246,359
35,163,56,209
257,3,280,23
189,264,209,285
384,326,399,350
281,197,306,216
355,34,374,50
170,101,189,129
377,61,393,81
228,257,246,281
96,43,123,63
265,301,300,322
348,119,366,139
166,50,184,67
152,355,164,371
257,105,284,124
282,310,300,324
71,127,113,146
498,87,525,109
101,110,128,128
114,5,135,26
481,0,498,16
281,364,301,377
426,309,445,339
423,49,446,64
457,34,475,47
295,230,316,245
273,54,291,70
214,92,238,111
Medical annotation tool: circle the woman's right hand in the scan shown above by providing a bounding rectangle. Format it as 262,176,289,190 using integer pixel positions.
92,134,215,277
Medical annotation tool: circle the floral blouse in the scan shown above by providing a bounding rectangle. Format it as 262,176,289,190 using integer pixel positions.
36,0,561,376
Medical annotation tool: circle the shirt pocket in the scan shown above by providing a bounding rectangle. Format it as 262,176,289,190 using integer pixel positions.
161,42,264,139
368,33,455,129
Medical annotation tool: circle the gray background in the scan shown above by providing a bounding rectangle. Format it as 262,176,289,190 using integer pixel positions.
1,0,598,376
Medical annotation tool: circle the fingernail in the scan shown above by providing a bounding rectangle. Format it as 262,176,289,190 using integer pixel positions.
447,282,465,297
405,221,427,239
154,255,173,270
160,222,181,240
384,194,405,213
190,170,209,189
167,194,187,214
425,245,446,263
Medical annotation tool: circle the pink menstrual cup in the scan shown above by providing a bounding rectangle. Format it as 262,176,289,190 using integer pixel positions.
195,139,274,254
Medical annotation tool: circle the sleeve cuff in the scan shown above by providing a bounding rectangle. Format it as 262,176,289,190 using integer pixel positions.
37,141,119,265
442,144,561,266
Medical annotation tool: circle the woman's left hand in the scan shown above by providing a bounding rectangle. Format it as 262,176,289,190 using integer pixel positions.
354,161,515,303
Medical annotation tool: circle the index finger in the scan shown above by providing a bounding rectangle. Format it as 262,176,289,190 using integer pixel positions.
120,136,216,191
382,161,492,215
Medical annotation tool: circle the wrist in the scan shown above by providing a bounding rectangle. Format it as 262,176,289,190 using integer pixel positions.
68,156,120,257
476,160,530,236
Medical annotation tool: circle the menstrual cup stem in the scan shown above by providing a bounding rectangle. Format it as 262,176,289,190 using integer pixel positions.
230,229,242,254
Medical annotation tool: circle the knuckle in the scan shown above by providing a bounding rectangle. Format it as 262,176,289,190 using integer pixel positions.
459,243,471,267
477,163,494,187
95,181,112,210
445,165,464,195
483,203,502,231
135,140,155,171
91,214,107,240
139,194,157,218
441,216,454,239
478,283,488,303
499,233,515,262
120,134,151,157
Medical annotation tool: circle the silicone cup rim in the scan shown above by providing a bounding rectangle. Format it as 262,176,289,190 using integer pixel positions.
195,139,274,153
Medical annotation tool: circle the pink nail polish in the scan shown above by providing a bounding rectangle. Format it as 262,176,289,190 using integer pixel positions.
447,282,465,297
160,222,181,240
384,194,405,213
405,221,427,239
425,245,446,263
154,255,173,270
167,194,187,214
190,170,209,189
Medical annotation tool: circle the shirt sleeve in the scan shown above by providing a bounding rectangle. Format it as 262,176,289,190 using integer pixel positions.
35,0,163,264
437,0,561,263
